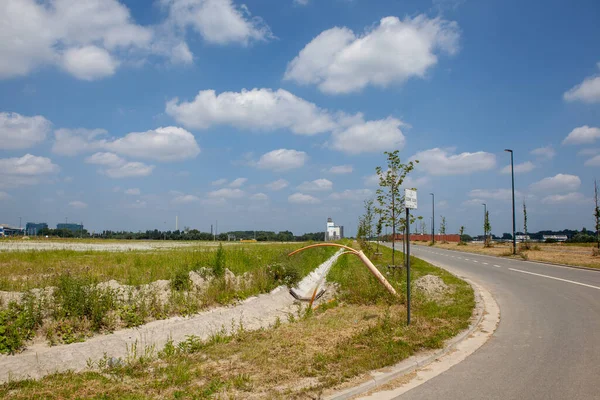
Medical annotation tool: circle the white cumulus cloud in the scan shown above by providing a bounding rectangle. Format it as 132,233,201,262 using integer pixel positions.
228,178,247,188
0,112,51,149
288,192,320,204
0,154,60,188
541,192,589,205
411,148,496,175
530,174,581,193
500,161,535,174
54,126,200,162
584,155,600,167
105,162,154,178
563,63,600,103
165,0,273,46
266,179,289,191
297,179,333,192
52,128,108,155
106,126,200,162
530,145,555,160
211,178,227,186
250,192,268,201
284,15,459,94
331,117,405,154
165,88,337,135
256,149,307,171
85,152,154,178
61,46,118,80
327,165,353,174
172,194,200,204
0,0,153,80
562,126,600,145
208,188,245,199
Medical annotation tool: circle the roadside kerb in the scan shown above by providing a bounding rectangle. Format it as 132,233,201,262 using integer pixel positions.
325,272,491,400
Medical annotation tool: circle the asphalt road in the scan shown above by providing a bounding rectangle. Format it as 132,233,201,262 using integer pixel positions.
386,243,600,400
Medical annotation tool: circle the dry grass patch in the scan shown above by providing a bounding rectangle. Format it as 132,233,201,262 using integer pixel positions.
423,242,600,269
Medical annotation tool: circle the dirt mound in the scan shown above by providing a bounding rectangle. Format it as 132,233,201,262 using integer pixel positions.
414,274,449,300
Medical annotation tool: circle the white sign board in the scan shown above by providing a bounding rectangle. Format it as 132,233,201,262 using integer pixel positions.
405,189,417,209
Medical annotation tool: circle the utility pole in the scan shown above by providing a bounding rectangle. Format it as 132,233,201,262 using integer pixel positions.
505,149,516,255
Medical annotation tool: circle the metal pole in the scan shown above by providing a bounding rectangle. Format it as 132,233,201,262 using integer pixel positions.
430,193,435,244
509,150,516,254
406,207,411,326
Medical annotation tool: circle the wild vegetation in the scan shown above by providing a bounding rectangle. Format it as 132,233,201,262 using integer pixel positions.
0,243,475,399
0,243,336,353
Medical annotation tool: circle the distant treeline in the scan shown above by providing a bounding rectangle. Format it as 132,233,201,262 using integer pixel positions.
35,228,326,242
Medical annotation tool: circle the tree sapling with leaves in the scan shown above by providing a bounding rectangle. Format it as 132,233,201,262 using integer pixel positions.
375,150,418,267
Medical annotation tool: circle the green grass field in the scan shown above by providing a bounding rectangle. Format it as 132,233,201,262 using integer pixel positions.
0,242,337,353
0,242,475,399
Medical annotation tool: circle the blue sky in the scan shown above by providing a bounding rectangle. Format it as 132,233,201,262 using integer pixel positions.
1,0,600,236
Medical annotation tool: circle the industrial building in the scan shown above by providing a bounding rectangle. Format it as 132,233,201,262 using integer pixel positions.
25,222,48,236
0,224,24,237
57,223,84,233
326,218,344,241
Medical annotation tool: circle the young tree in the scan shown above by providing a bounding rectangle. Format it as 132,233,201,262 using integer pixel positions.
459,225,465,245
523,201,529,250
440,216,447,243
595,180,600,249
376,211,383,254
358,199,375,255
375,150,418,266
484,210,492,247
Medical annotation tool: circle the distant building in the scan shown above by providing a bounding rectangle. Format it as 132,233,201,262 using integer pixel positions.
543,235,568,242
326,218,344,241
25,222,48,236
57,223,84,233
0,224,24,236
515,235,530,242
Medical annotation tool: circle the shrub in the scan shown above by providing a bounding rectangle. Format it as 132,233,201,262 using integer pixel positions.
0,294,44,354
53,275,116,331
170,268,191,292
213,244,226,278
266,263,301,287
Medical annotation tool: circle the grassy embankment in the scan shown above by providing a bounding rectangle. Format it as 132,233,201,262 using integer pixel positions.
0,242,475,399
418,241,600,269
0,243,336,353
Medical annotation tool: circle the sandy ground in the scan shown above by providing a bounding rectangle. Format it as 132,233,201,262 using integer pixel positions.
0,249,342,383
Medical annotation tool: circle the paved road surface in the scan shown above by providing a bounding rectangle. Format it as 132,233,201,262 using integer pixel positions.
386,243,600,400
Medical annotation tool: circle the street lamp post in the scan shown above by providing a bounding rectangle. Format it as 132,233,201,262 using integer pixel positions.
482,203,487,243
430,193,435,244
505,149,516,255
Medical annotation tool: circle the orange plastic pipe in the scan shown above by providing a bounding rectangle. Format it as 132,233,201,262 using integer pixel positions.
288,243,398,297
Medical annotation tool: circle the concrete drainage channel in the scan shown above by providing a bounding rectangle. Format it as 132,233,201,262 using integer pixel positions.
0,250,343,383
325,276,500,400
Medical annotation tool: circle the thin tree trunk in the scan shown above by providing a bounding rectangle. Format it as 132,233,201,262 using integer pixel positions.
392,195,395,266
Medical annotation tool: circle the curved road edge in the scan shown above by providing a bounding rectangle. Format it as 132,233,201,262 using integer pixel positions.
325,262,500,400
